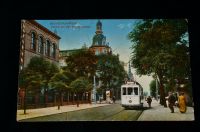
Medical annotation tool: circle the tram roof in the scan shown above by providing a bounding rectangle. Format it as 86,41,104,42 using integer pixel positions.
122,81,143,89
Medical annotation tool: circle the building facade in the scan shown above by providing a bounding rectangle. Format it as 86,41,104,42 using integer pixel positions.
59,46,88,67
20,20,61,71
18,20,61,109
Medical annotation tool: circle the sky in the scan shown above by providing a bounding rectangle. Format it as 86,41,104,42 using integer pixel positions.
36,19,153,94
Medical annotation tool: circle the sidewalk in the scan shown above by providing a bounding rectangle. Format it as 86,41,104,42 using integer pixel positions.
137,99,195,121
17,102,110,121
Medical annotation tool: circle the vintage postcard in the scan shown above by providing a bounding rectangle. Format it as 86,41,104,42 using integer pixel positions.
17,19,194,121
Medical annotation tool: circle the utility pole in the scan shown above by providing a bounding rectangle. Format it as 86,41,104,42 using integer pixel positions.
93,75,96,104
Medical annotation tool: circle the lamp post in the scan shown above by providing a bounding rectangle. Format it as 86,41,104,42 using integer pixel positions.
93,75,96,104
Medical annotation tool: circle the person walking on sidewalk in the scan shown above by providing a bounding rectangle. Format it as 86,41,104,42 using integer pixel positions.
178,92,187,113
168,92,176,113
146,96,152,108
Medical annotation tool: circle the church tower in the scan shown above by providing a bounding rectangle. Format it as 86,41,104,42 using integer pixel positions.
89,20,112,55
128,61,134,81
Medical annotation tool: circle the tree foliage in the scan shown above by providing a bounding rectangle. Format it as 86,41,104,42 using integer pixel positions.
65,50,97,78
49,72,70,92
128,19,189,106
27,56,59,88
149,80,156,98
97,54,126,92
18,68,44,92
69,77,93,93
19,56,59,94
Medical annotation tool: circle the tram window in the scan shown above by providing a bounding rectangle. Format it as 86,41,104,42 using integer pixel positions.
122,87,126,95
128,87,133,95
134,87,138,95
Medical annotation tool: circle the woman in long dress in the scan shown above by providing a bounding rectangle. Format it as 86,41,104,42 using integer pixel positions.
178,92,187,113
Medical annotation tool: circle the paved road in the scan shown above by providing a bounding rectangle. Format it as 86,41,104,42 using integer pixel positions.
19,103,143,121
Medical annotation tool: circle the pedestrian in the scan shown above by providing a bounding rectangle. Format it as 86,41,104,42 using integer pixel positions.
146,96,152,108
168,92,176,113
173,92,178,107
178,92,187,113
112,96,116,104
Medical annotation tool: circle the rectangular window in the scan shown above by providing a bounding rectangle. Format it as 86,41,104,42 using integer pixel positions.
122,87,126,95
44,42,46,55
134,87,138,95
128,87,133,95
31,32,36,51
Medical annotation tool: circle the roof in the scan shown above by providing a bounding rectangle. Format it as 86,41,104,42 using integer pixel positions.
27,20,61,40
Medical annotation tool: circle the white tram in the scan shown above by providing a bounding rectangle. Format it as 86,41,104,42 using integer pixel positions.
121,81,144,109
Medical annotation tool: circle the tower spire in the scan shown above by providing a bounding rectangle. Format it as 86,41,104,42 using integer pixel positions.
96,20,103,34
128,61,133,81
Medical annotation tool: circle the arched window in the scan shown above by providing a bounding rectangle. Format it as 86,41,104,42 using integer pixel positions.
46,40,51,57
51,43,54,57
51,43,56,58
44,40,47,55
95,49,99,55
38,36,43,54
31,32,36,51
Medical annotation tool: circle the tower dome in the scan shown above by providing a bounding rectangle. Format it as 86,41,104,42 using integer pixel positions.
92,20,106,46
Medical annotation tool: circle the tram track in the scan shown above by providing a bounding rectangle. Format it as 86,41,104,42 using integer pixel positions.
103,108,143,121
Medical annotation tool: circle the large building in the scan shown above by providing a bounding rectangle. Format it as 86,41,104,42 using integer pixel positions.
59,20,112,67
18,20,61,109
59,45,88,67
20,20,61,70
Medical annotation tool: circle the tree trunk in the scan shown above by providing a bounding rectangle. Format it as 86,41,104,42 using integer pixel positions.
77,93,79,107
45,91,48,107
73,92,75,105
61,93,63,106
89,92,92,104
35,93,39,108
159,82,167,107
54,94,56,106
23,88,27,114
58,92,61,110
158,73,167,107
67,92,69,104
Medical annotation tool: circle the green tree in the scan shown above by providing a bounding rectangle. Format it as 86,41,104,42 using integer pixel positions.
97,54,126,97
128,19,189,107
18,68,44,114
62,69,77,103
69,77,93,107
149,80,156,98
27,56,59,106
49,72,70,110
18,56,59,111
65,50,97,79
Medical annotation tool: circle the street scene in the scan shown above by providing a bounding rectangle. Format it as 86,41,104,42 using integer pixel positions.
17,19,194,121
